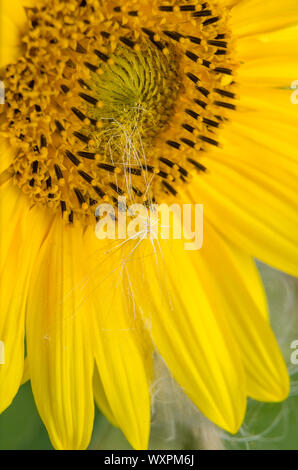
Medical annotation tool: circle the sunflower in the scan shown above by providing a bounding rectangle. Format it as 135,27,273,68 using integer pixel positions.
0,0,298,450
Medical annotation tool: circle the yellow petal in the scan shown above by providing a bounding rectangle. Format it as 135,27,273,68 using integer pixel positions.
237,57,298,87
93,367,118,428
26,219,95,450
0,141,14,173
180,212,289,402
21,357,30,385
230,0,298,38
131,234,247,434
237,26,298,63
0,0,28,68
84,229,152,450
0,183,50,413
194,157,298,277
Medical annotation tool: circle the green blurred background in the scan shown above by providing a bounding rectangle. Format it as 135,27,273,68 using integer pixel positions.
0,264,298,450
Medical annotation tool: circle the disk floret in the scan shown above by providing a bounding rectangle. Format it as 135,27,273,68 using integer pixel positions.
1,0,238,225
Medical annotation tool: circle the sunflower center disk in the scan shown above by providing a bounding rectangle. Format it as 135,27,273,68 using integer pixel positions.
2,0,238,225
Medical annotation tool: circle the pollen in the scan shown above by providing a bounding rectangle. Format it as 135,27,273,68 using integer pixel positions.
1,0,238,225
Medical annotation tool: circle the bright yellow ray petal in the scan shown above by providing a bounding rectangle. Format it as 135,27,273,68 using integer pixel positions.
237,57,298,88
214,116,298,198
0,182,50,413
179,213,289,402
93,367,118,429
230,0,298,38
21,357,30,385
0,1,28,68
193,157,298,277
0,141,14,173
234,87,298,134
92,323,151,449
20,0,39,6
26,219,95,450
83,229,152,450
237,26,298,62
130,235,247,434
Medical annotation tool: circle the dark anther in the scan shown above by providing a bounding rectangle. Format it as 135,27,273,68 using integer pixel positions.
187,158,207,172
79,92,98,106
181,138,196,148
159,5,174,11
46,176,52,188
71,107,86,122
186,72,200,84
203,117,220,128
163,31,184,42
208,40,227,48
109,183,124,196
158,170,169,179
185,108,200,120
127,167,142,176
199,135,220,146
159,157,174,168
55,120,65,132
77,151,96,160
132,187,143,197
98,163,116,173
194,98,207,109
66,59,76,69
76,43,87,54
196,86,210,98
61,84,70,94
93,186,105,198
78,78,91,90
40,135,47,148
32,161,38,174
73,132,90,144
203,16,220,26
182,123,195,133
214,88,236,99
93,49,109,62
120,36,136,49
54,164,64,180
78,170,93,184
214,100,236,110
84,61,98,72
74,188,86,205
187,36,201,45
60,201,66,214
180,5,196,11
213,67,232,75
192,9,212,17
166,140,181,150
162,181,177,196
65,150,80,166
186,50,199,62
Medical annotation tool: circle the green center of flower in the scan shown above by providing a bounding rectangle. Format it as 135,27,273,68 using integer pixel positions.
81,43,181,164
1,0,238,225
